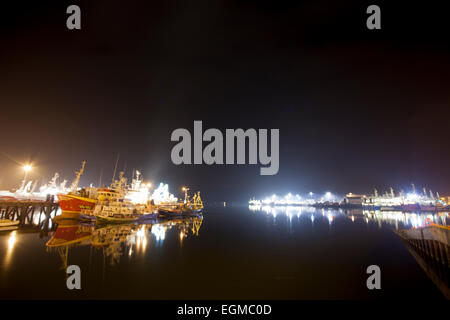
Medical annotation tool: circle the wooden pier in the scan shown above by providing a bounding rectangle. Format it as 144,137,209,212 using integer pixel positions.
0,198,59,227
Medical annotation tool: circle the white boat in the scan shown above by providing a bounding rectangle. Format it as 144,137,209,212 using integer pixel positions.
90,172,157,223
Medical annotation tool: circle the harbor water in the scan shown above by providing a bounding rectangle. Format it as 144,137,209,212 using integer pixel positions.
0,205,448,299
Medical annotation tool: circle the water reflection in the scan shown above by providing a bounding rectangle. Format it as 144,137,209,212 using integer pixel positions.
249,205,449,229
1,212,58,271
3,230,17,269
249,204,337,228
45,217,203,270
249,205,449,298
360,210,448,229
2,205,448,299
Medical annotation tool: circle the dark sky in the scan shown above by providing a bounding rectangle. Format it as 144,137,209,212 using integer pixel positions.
1,1,449,202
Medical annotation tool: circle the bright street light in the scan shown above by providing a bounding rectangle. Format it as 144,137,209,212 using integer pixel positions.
22,164,32,183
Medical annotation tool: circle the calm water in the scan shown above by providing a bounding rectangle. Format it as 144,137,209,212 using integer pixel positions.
0,205,448,299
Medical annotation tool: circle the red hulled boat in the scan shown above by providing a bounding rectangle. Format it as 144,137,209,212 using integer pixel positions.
57,161,97,215
46,222,93,247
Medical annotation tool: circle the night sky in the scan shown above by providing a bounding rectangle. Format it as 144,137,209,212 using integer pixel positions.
1,1,449,202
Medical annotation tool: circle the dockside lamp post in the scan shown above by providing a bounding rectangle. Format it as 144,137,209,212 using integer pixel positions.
23,164,32,181
182,187,190,204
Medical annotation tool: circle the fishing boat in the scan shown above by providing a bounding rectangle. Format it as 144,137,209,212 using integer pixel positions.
158,191,203,217
60,163,159,220
57,161,97,215
92,172,157,223
96,214,139,223
158,206,201,217
58,193,97,214
0,219,19,230
402,203,420,212
419,205,437,212
93,197,150,222
158,206,187,217
380,205,403,211
0,196,18,202
403,204,437,212
364,185,445,213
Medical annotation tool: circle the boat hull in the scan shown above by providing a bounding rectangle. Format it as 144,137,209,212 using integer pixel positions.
380,206,403,211
402,204,420,212
96,215,138,223
158,208,202,218
57,193,97,214
0,219,20,228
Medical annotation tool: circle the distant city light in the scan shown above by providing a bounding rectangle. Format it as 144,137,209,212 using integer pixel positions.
407,193,418,200
248,185,447,212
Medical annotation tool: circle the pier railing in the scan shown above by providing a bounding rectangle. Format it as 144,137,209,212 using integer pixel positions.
397,225,450,298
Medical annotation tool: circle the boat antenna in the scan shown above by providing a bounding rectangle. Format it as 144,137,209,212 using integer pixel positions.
111,153,120,184
98,167,103,187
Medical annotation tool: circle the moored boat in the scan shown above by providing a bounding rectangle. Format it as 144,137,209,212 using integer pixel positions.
57,161,97,215
158,206,202,218
158,191,203,218
92,172,157,224
158,207,184,217
380,206,396,211
57,193,97,214
419,205,437,212
0,196,18,202
96,214,139,223
0,219,19,230
402,203,420,212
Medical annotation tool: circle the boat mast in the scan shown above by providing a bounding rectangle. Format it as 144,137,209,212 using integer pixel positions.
98,167,103,188
111,153,120,185
69,161,86,192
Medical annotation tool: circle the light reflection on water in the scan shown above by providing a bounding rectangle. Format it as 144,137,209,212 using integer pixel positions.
1,215,203,277
248,204,449,299
1,206,448,299
248,205,449,230
46,216,203,268
3,230,16,269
